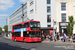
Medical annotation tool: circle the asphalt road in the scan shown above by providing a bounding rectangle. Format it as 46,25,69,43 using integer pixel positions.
0,35,75,50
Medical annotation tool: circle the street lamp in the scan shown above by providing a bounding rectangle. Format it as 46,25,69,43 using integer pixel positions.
21,4,24,22
2,29,5,32
6,19,7,25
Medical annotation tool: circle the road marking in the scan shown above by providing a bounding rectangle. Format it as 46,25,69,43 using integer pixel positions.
30,48,36,50
8,44,16,46
20,47,25,48
54,46,75,49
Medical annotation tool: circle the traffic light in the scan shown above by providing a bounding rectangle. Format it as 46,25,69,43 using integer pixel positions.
54,21,56,25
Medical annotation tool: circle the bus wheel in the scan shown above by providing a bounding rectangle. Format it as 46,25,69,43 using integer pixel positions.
23,39,26,43
14,38,16,42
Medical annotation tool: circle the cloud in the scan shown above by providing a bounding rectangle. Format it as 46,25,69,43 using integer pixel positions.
0,24,5,28
19,0,26,3
0,14,8,28
0,0,15,11
0,14,8,19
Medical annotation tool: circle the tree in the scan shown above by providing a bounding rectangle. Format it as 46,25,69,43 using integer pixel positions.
3,25,8,32
66,16,74,37
0,27,2,35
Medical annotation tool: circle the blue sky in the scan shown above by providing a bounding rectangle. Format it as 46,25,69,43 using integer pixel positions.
0,0,26,28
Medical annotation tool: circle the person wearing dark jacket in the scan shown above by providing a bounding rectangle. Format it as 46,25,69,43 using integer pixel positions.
44,33,46,39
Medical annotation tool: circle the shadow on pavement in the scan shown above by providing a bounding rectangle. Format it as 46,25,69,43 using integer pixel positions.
0,42,30,50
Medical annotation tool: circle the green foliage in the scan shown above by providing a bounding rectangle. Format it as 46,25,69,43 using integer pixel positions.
66,16,74,37
3,25,8,32
0,27,2,34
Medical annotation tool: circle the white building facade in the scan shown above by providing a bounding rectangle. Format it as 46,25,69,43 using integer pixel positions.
8,0,75,35
8,0,56,32
56,0,75,35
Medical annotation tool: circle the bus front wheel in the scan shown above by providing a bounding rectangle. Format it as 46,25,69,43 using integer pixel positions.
23,39,26,43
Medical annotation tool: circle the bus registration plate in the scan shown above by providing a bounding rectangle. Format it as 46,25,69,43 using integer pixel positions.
35,40,37,42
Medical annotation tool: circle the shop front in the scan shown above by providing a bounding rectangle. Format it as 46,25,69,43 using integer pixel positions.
59,22,68,36
41,27,53,35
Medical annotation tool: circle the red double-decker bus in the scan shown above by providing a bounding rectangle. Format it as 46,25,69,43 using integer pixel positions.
12,20,41,42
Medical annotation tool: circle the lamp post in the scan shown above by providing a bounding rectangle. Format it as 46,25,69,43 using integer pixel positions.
6,19,7,25
21,4,24,22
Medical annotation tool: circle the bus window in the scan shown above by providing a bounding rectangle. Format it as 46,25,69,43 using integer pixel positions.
22,23,29,28
25,23,29,27
23,32,29,37
13,24,22,29
30,22,40,27
15,32,21,37
17,24,22,29
13,26,16,29
31,32,41,37
12,33,15,37
23,32,41,37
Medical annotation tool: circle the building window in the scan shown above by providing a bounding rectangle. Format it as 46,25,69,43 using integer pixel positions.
61,3,66,11
47,0,51,4
61,13,66,22
30,9,33,13
47,15,51,22
47,25,51,27
30,1,33,6
47,6,51,13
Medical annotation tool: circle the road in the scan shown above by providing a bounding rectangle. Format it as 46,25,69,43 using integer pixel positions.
0,35,75,50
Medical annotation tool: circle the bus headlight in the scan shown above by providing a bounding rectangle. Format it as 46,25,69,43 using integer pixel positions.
29,38,30,39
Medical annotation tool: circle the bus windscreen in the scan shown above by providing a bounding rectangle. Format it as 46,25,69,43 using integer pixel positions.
30,22,40,27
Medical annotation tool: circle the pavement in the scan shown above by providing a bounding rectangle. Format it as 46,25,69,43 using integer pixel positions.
3,36,75,46
42,39,75,46
1,37,75,50
1,34,75,50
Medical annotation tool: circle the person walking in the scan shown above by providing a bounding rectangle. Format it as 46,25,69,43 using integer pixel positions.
70,34,75,43
44,33,46,39
61,33,66,42
50,33,53,41
57,32,59,40
55,32,57,42
42,34,44,41
70,36,73,43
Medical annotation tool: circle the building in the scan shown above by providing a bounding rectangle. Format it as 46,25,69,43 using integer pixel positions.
8,0,56,33
8,0,75,35
56,0,75,35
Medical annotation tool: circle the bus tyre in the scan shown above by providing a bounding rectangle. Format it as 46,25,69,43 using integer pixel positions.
14,38,16,42
23,39,26,43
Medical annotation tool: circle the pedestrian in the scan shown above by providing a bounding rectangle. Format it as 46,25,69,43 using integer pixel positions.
42,34,44,41
70,34,75,43
70,36,73,43
64,33,66,37
57,32,59,40
46,35,48,40
55,32,57,42
55,32,57,36
50,33,53,41
61,33,66,42
57,32,60,40
44,33,46,39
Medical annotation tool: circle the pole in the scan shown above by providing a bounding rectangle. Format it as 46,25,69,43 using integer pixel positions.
6,19,8,37
21,4,24,22
53,19,55,41
6,19,7,25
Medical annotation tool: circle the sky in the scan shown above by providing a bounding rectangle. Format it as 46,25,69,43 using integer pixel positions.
0,0,26,28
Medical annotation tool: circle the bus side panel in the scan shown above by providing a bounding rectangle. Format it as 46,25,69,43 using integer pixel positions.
25,37,41,42
25,37,29,42
12,37,15,40
16,37,24,41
